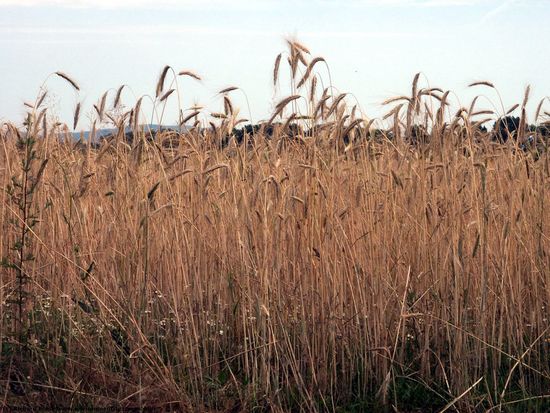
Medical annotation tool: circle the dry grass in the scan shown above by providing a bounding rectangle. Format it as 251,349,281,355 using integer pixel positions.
0,41,549,412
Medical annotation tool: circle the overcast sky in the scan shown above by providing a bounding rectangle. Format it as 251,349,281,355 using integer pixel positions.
0,0,548,129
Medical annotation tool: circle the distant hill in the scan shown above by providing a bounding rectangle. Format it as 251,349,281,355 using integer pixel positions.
71,124,187,141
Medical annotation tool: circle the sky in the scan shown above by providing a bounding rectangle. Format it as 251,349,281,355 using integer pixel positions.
0,0,549,130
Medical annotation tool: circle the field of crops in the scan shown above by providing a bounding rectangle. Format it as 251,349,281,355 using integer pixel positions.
1,40,549,412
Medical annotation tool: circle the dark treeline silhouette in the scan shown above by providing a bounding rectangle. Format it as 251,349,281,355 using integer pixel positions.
88,115,549,154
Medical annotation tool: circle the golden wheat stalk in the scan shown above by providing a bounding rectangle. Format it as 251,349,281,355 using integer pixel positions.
282,113,297,134
73,101,81,130
159,89,175,103
313,95,330,120
326,93,347,118
468,96,480,116
382,96,411,106
309,75,318,103
36,91,48,108
96,91,108,120
471,110,494,117
218,86,238,95
341,118,364,141
521,84,531,109
289,55,299,80
55,71,80,91
296,57,326,89
211,112,228,119
268,95,301,124
181,111,201,125
534,98,547,121
223,96,234,116
383,103,404,120
506,104,519,115
410,72,421,117
133,97,143,130
36,108,47,129
178,70,202,81
156,65,171,98
113,85,125,108
203,163,229,175
468,81,495,88
234,118,249,127
295,49,307,67
289,38,311,55
273,53,282,86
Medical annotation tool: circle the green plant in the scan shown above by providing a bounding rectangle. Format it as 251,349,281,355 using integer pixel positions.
2,113,48,341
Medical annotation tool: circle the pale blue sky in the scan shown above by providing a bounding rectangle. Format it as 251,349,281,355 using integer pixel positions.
0,0,548,129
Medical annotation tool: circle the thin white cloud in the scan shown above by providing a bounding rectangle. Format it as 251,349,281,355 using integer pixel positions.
320,0,488,6
0,0,489,7
0,0,176,6
417,0,482,5
0,0,277,9
0,25,278,36
0,24,428,39
2,0,542,9
480,0,520,23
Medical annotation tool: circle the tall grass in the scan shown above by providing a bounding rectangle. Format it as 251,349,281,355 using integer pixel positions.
0,40,549,412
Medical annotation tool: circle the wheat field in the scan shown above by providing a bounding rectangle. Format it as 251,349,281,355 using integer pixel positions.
0,40,549,412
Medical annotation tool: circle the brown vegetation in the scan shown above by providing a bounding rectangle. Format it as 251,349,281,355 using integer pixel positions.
0,40,549,412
